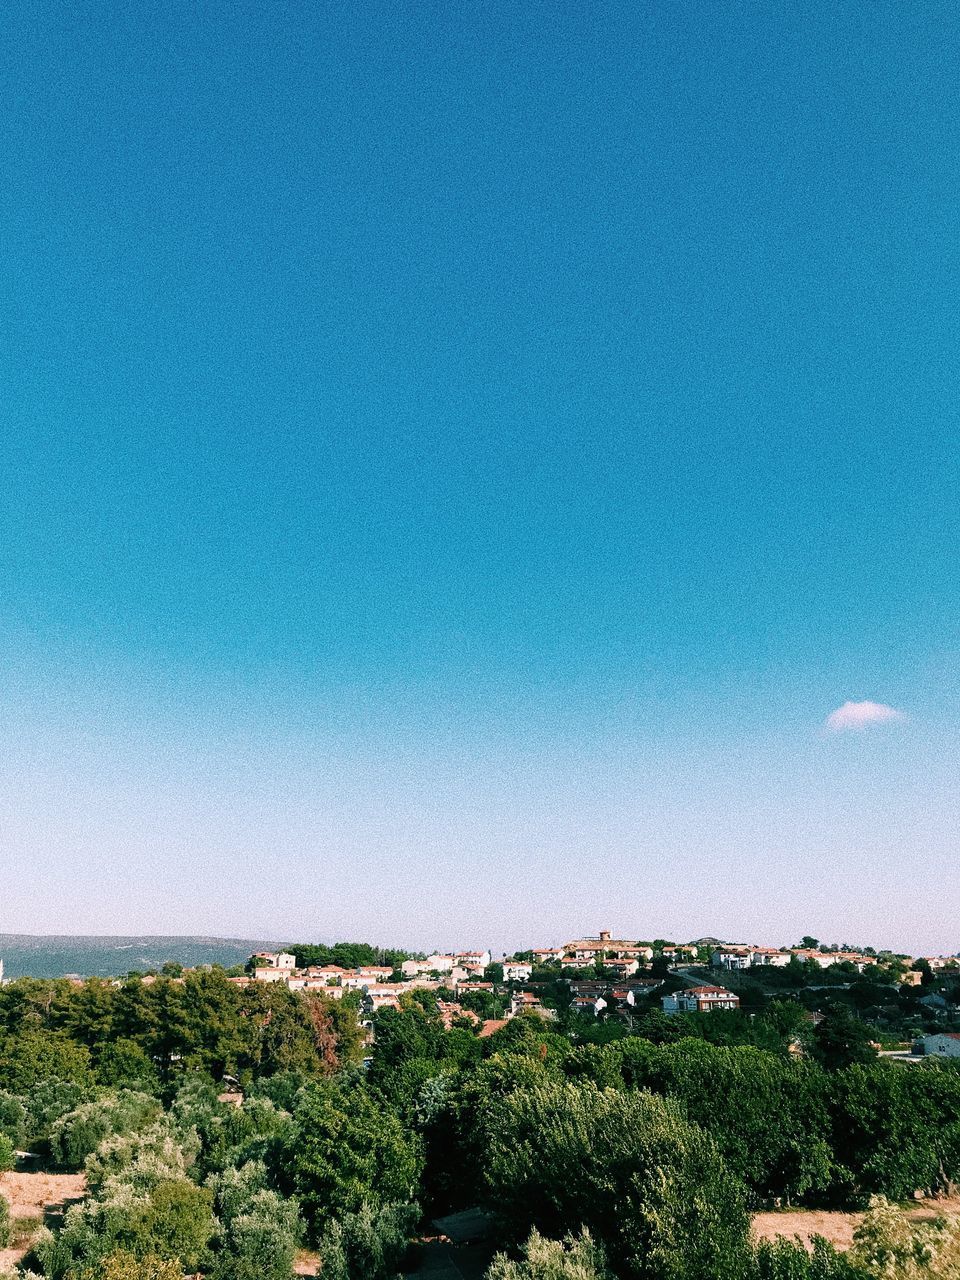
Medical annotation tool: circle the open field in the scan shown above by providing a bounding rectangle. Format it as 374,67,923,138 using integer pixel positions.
752,1196,960,1251
0,1170,87,1269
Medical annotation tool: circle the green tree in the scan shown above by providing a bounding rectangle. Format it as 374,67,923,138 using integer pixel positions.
830,1064,960,1200
614,1039,833,1205
126,1179,215,1270
210,1189,303,1280
49,1091,161,1170
480,1081,751,1280
0,1029,93,1091
811,1008,877,1071
95,1040,161,1093
318,1200,418,1280
277,1082,422,1240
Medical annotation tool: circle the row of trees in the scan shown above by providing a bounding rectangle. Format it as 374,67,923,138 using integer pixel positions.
0,971,365,1090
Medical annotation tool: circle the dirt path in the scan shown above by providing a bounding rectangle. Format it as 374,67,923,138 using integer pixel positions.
752,1196,960,1252
0,1170,87,1269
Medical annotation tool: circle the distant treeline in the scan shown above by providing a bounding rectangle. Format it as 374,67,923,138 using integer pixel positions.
281,942,418,971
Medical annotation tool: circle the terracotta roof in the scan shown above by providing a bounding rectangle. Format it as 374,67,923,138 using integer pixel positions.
478,1019,509,1038
564,939,639,950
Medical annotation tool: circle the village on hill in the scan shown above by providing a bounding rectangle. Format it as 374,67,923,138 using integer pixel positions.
222,930,960,1057
3,930,957,1057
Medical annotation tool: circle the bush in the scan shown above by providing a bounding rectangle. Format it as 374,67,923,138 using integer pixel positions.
85,1119,198,1196
210,1189,303,1280
0,1090,28,1149
481,1081,751,1280
127,1178,214,1270
24,1079,93,1148
486,1228,613,1280
752,1236,864,1280
206,1160,270,1224
278,1083,422,1239
0,1194,10,1249
50,1091,160,1169
71,1249,186,1279
0,1133,14,1173
318,1201,418,1280
47,1177,214,1275
849,1196,960,1279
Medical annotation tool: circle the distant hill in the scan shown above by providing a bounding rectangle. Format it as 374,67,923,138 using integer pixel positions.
0,935,276,979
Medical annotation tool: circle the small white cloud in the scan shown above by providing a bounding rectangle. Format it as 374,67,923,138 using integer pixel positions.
824,700,906,732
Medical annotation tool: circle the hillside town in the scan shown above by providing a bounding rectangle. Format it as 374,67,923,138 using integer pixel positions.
223,930,960,1056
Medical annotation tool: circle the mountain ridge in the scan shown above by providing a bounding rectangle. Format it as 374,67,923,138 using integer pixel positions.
0,934,277,979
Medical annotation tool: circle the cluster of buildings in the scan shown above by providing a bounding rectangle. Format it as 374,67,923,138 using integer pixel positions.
532,932,699,979
242,949,496,1014
711,945,881,972
240,933,956,1027
57,928,947,1039
711,943,959,975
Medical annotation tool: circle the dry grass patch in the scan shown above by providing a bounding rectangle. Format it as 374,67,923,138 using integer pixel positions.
0,1169,87,1268
752,1196,960,1252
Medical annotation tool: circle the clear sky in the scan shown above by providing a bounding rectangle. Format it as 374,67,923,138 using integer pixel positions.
1,2,958,956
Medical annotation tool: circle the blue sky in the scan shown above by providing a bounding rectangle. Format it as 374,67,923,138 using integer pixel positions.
1,2,957,954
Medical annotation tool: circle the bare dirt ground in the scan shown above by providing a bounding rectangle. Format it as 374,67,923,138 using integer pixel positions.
0,1170,87,1269
752,1196,960,1252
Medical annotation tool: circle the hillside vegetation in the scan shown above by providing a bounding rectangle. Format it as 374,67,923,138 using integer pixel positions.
0,960,958,1279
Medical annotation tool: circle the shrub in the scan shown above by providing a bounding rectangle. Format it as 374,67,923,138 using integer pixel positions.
481,1081,751,1280
206,1160,270,1225
126,1178,214,1270
50,1091,160,1170
72,1249,186,1279
849,1196,960,1279
0,1133,15,1173
752,1235,864,1280
46,1177,214,1275
24,1079,92,1147
0,1194,10,1249
318,1200,419,1280
277,1083,422,1239
85,1119,198,1195
210,1189,303,1280
0,1090,28,1149
486,1228,613,1280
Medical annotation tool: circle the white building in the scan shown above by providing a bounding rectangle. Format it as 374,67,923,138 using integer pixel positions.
916,1033,960,1058
712,948,753,971
662,985,740,1014
252,950,297,982
503,961,533,982
401,954,457,976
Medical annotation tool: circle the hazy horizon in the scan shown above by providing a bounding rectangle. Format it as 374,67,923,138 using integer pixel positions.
2,3,958,956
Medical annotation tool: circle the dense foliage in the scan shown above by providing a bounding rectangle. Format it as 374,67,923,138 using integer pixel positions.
0,958,959,1280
